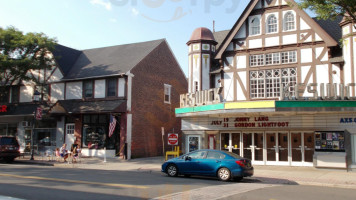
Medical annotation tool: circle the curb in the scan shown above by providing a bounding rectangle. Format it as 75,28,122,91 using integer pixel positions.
14,160,54,166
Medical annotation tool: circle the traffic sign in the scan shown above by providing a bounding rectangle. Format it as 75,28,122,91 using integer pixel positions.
167,133,178,145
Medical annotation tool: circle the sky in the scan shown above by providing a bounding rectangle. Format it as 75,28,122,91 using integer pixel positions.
0,0,312,77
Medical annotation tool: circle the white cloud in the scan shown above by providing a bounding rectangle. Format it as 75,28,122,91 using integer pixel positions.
131,7,139,16
90,0,112,11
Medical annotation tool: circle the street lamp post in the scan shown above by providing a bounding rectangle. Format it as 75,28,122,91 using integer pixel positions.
30,90,41,160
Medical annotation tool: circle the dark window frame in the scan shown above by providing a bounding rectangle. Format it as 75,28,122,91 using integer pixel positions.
83,80,94,99
11,85,20,103
106,78,118,98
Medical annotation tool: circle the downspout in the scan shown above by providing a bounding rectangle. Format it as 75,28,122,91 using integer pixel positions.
126,71,134,160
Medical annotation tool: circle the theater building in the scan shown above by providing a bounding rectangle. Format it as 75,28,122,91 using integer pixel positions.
176,0,356,169
0,39,187,159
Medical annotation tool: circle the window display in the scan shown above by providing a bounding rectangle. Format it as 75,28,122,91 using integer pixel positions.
82,114,117,150
315,131,345,152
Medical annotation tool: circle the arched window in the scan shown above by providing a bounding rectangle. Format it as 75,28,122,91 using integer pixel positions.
267,15,277,33
284,12,295,31
251,17,260,35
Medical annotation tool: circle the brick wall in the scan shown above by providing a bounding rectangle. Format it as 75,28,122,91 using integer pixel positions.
130,41,187,158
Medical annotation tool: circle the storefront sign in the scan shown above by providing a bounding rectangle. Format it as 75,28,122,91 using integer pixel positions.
340,117,356,123
168,133,178,145
180,87,221,108
210,117,289,128
281,83,356,100
0,105,7,112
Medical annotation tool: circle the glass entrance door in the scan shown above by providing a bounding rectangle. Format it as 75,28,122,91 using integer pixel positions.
220,133,229,151
291,132,302,163
220,133,241,155
278,132,289,162
242,133,252,160
266,133,276,163
304,132,314,163
231,133,241,155
254,133,263,162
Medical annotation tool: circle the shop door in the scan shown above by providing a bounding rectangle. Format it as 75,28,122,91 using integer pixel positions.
208,135,216,149
65,124,75,149
254,133,264,163
304,133,314,163
266,133,276,163
291,132,302,164
231,133,241,156
242,133,252,160
220,133,230,151
278,132,289,163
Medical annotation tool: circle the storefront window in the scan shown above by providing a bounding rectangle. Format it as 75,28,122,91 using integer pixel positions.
0,123,17,136
34,128,56,152
82,114,117,150
187,135,200,152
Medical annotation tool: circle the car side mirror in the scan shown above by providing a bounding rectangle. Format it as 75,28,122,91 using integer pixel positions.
185,156,191,161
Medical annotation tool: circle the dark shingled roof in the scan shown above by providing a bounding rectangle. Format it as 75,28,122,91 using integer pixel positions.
53,44,82,75
313,16,343,44
213,30,230,50
51,100,126,114
62,39,165,80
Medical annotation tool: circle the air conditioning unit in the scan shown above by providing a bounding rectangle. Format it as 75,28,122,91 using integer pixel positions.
21,121,32,127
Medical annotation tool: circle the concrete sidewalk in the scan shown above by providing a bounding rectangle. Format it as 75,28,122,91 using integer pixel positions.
15,155,356,189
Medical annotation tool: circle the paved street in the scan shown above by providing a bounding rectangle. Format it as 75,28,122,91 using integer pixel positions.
1,162,356,200
0,155,355,199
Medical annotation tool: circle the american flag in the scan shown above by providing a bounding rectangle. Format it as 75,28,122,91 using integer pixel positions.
109,115,117,137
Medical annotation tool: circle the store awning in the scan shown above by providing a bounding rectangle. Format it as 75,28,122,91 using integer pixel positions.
175,100,356,117
49,99,127,114
0,103,50,117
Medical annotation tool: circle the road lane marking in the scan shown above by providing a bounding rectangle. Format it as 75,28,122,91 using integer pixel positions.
0,173,149,189
152,183,276,200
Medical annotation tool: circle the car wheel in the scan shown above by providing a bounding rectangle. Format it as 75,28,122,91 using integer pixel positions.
166,164,178,177
217,167,231,181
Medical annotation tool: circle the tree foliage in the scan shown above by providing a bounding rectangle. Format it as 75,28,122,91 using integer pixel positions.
0,26,57,86
296,0,356,27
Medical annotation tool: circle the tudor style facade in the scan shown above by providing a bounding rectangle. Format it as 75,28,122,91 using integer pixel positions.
177,0,356,169
0,39,187,159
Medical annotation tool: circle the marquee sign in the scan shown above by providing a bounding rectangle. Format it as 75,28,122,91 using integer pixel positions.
211,117,290,128
281,83,356,100
180,87,221,108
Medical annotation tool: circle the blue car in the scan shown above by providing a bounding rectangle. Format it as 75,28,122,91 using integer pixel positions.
161,149,254,181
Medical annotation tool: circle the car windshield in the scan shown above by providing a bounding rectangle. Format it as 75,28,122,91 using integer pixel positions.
224,151,242,159
0,137,19,145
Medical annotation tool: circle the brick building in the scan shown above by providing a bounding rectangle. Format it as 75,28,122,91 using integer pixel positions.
0,39,187,159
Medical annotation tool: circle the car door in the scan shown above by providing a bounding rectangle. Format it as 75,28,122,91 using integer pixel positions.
200,151,225,175
179,150,207,174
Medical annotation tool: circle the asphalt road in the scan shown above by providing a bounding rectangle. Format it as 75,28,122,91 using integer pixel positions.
0,163,356,200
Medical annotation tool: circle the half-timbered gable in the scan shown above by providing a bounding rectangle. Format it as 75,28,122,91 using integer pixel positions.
215,0,340,102
340,15,356,96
